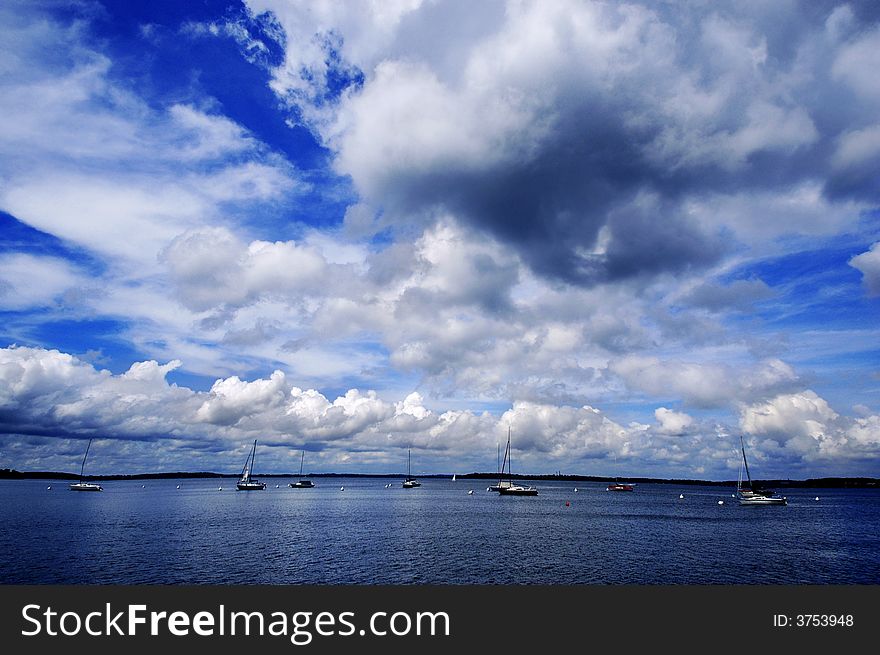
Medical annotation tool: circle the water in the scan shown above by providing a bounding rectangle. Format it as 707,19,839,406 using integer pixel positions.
1,478,879,584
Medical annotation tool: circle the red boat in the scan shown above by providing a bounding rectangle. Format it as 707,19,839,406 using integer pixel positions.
607,482,634,492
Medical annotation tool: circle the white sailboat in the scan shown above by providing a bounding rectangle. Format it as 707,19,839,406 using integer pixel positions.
69,438,103,492
737,436,786,505
488,440,513,492
497,429,537,496
290,450,315,488
236,439,266,490
402,448,421,488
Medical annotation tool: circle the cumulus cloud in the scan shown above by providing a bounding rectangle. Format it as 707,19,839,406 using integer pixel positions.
160,227,333,312
739,390,880,462
1,345,877,477
849,242,880,296
247,0,878,287
654,407,695,436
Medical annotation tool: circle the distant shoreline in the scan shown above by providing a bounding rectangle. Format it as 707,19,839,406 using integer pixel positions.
1,468,877,488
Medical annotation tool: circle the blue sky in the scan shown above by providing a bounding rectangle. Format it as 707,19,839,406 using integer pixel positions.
1,0,879,479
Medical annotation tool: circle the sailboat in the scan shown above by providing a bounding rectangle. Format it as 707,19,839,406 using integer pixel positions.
69,438,103,492
290,450,315,488
488,440,512,492
402,448,421,488
497,429,537,496
736,435,786,505
236,440,266,490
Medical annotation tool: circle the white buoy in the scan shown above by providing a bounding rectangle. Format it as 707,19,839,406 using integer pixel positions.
176,485,180,489
468,490,474,495
718,500,724,505
340,486,345,491
679,494,684,499
218,487,223,491
275,484,280,488
815,496,819,501
574,487,579,492
47,486,51,490
142,485,145,488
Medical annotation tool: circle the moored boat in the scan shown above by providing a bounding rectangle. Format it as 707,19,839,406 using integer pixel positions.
69,439,103,492
236,440,266,490
495,428,537,497
737,436,786,506
290,450,315,488
402,448,421,488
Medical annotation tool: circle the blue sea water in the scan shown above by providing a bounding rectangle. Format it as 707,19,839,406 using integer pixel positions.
1,478,878,584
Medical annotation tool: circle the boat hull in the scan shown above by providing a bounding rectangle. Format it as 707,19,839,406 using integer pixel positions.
69,482,103,492
498,486,538,496
290,480,314,488
607,484,634,491
738,495,787,505
402,480,421,488
236,481,266,490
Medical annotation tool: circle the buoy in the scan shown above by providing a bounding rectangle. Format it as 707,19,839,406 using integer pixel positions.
275,484,280,488
176,485,180,489
218,487,223,491
142,485,145,488
340,486,344,491
486,487,491,492
679,494,684,499
718,500,724,505
574,487,579,492
565,501,570,507
815,496,819,501
47,486,51,490
467,490,474,495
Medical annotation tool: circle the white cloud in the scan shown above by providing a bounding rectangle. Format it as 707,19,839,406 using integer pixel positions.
196,370,288,425
611,356,799,408
654,407,694,436
737,390,880,460
849,242,880,296
832,24,880,102
1,345,877,477
0,254,90,310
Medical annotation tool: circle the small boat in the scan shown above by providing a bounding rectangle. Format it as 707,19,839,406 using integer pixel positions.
290,450,315,488
736,436,786,506
496,428,538,496
236,439,266,490
402,448,421,488
606,482,634,492
452,474,456,481
69,439,103,492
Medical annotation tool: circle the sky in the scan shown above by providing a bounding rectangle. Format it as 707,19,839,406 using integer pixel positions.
0,0,879,480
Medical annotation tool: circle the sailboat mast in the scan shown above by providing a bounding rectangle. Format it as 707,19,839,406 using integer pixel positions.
300,450,305,477
499,435,511,484
80,438,92,482
740,435,753,488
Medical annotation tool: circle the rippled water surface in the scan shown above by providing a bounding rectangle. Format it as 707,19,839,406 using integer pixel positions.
2,478,878,584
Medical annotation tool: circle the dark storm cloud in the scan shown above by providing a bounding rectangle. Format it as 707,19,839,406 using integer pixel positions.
323,1,880,288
